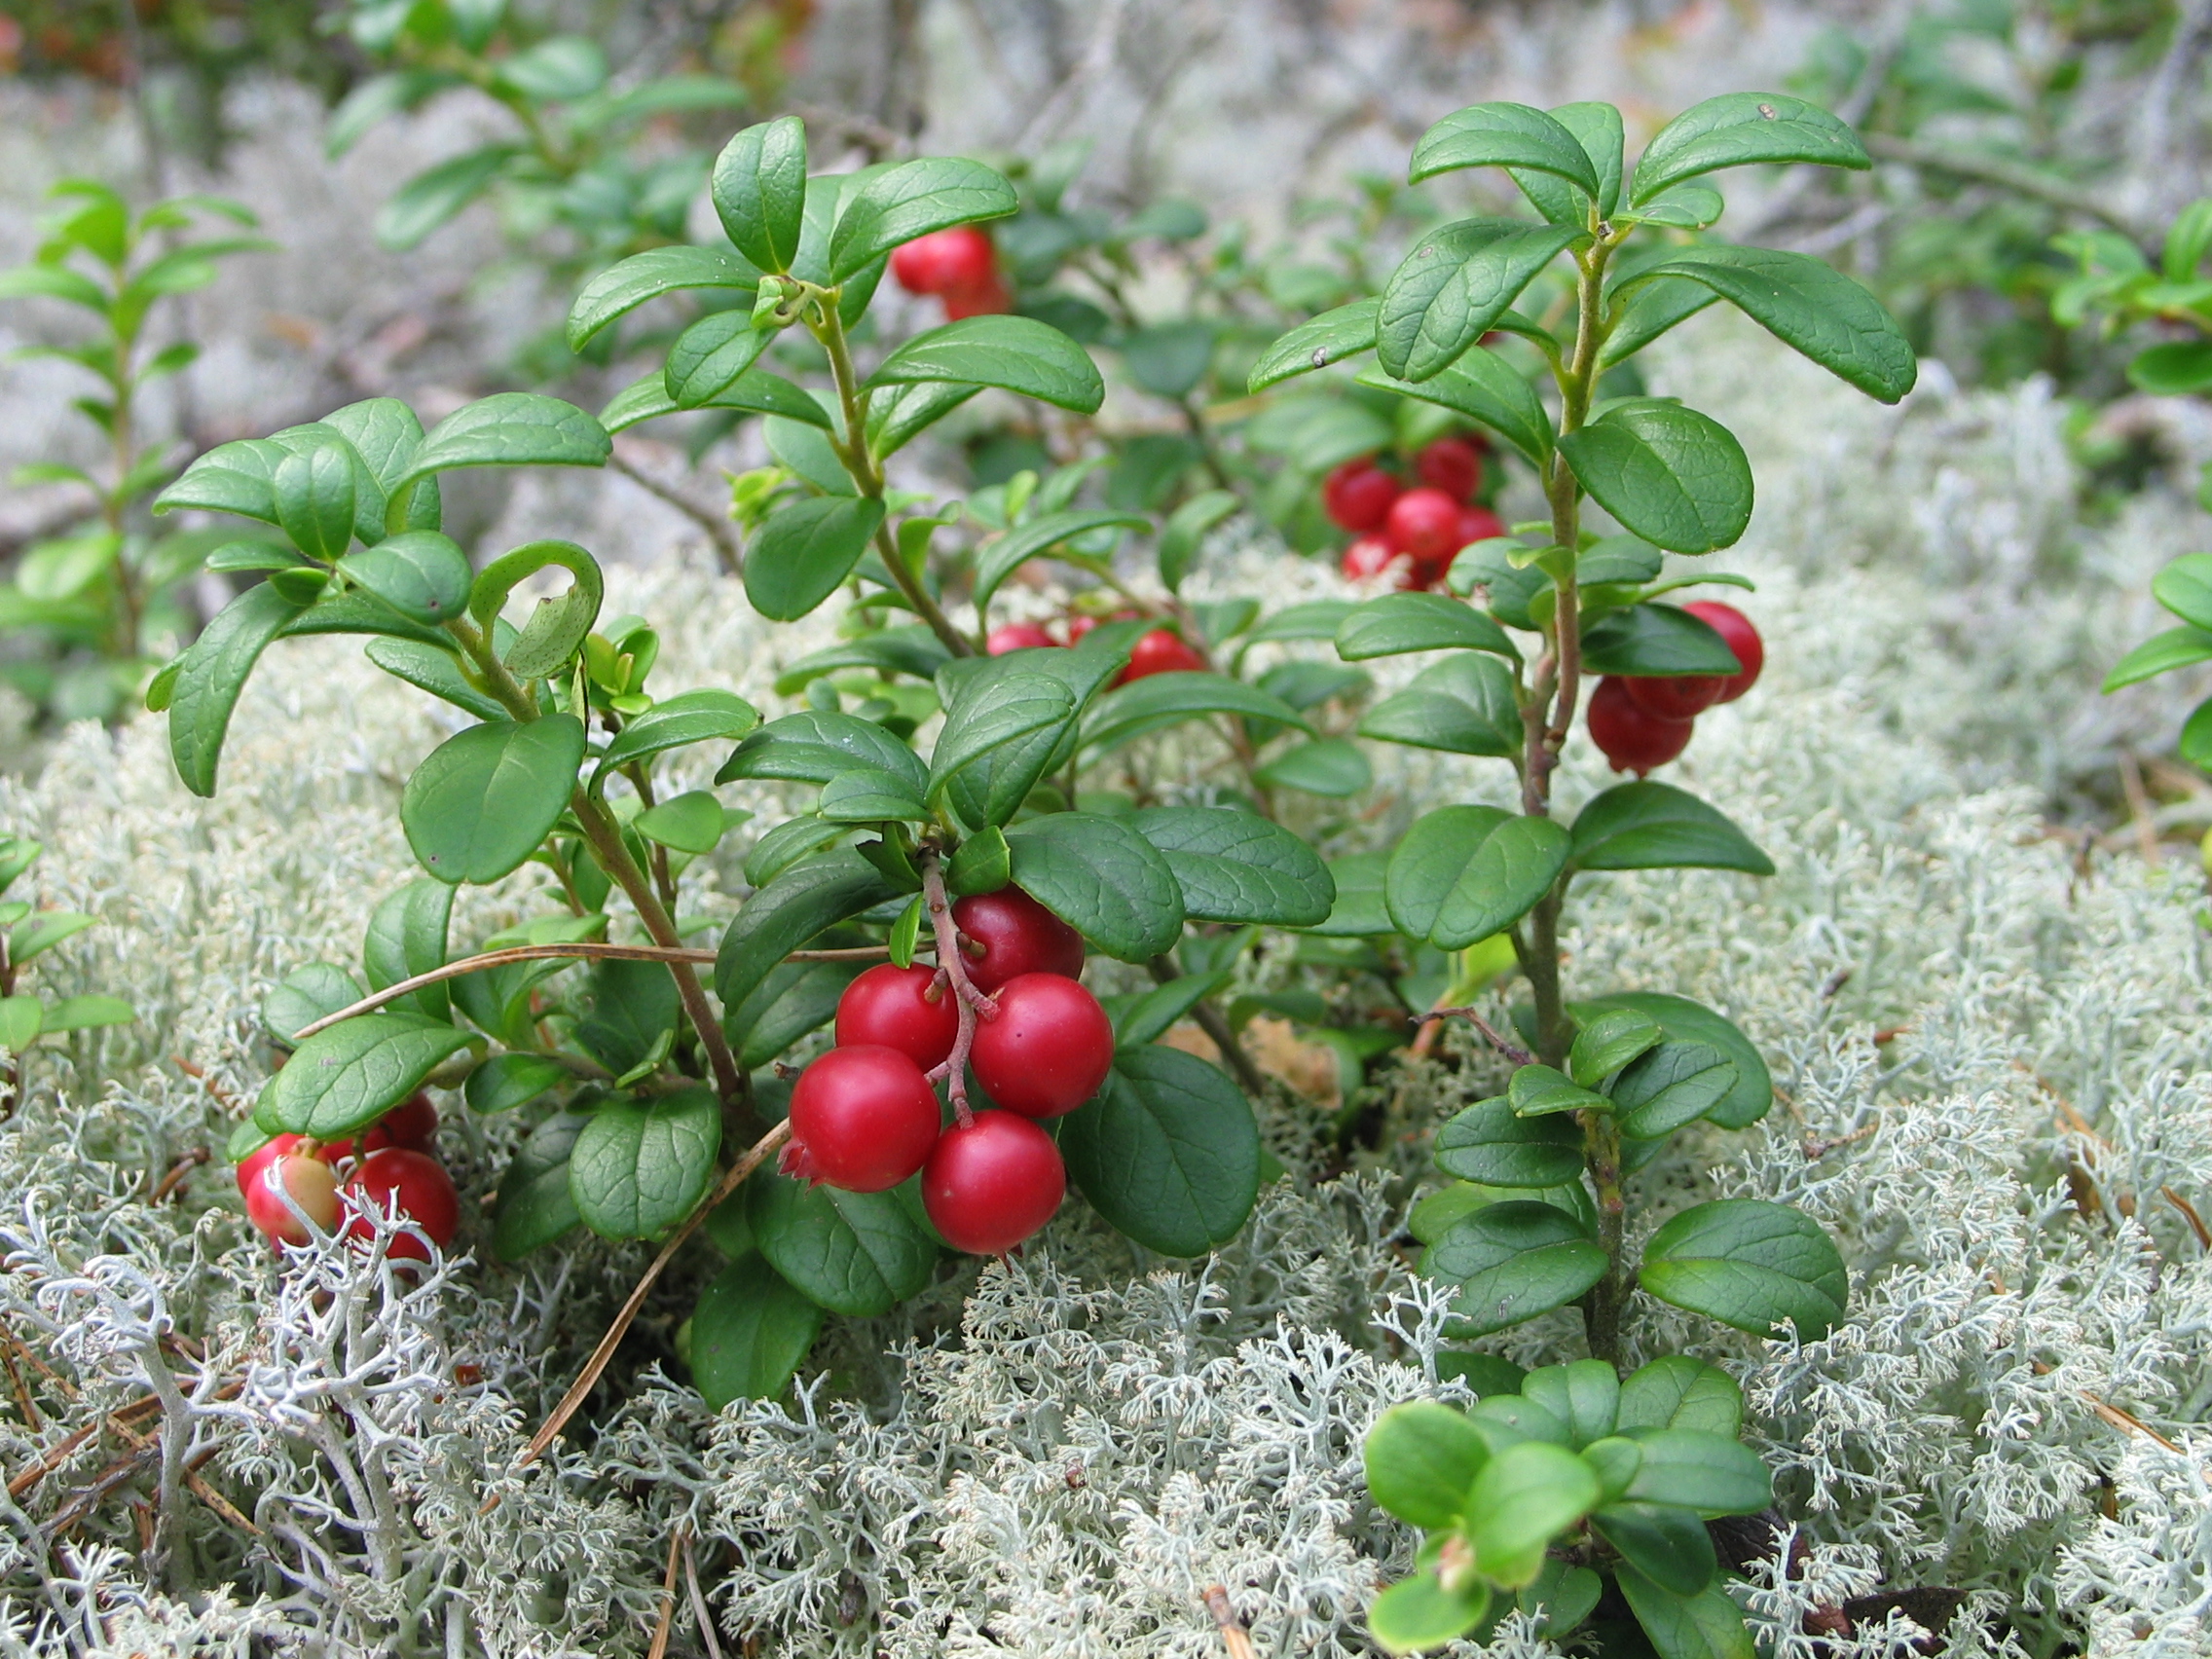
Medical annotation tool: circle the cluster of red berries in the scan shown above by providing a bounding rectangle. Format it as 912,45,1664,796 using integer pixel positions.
236,1091,460,1262
889,225,1011,319
1328,438,1504,591
784,886,1113,1255
1586,602,1765,776
984,612,1204,682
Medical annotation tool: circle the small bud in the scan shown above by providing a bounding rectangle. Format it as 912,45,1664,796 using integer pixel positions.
752,276,793,329
1435,1534,1477,1595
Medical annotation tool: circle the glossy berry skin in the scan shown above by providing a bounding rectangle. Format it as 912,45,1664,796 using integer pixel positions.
1321,460,1402,533
1682,601,1763,703
1623,673,1725,721
380,1091,439,1149
1415,437,1484,503
244,1149,340,1246
1118,627,1204,684
836,964,959,1072
1383,487,1466,566
987,621,1059,655
923,1112,1066,1255
1588,676,1694,776
1340,535,1402,583
890,225,996,295
784,1045,942,1193
953,886,1088,993
970,973,1115,1118
339,1148,460,1262
237,1132,307,1201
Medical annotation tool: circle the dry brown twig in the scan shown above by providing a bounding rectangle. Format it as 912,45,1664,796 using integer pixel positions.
1203,1585,1255,1659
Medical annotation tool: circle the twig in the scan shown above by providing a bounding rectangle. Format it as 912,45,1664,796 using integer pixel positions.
147,1148,207,1203
609,449,745,576
288,941,889,1043
170,1056,242,1115
2118,748,2162,866
919,851,995,1126
1421,1006,1534,1069
1202,1585,1256,1659
646,1526,686,1659
684,1537,725,1659
1863,133,2154,243
514,1119,793,1470
8,1419,99,1497
1147,956,1268,1097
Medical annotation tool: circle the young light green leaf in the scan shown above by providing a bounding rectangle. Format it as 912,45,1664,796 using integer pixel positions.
0,997,40,1052
1567,782,1773,875
1359,653,1522,758
1422,1199,1609,1336
491,36,607,100
973,509,1149,616
1558,401,1751,555
567,244,761,350
866,315,1105,413
1633,246,1915,403
167,582,308,797
1617,1428,1773,1517
665,309,774,408
1004,812,1185,961
712,116,809,274
744,496,886,622
1367,1571,1493,1657
1433,1100,1586,1188
1640,1198,1849,1339
258,1014,474,1139
1575,991,1772,1131
569,1088,721,1239
1246,298,1380,393
8,911,93,966
1363,1400,1491,1530
828,156,1017,281
690,1253,824,1407
1359,350,1554,466
494,1111,587,1259
1129,807,1334,927
1337,593,1516,660
338,531,471,626
395,393,609,490
1628,92,1869,205
1379,219,1585,383
2155,553,2212,631
1521,1359,1621,1449
43,994,132,1032
1060,1046,1259,1255
1568,1008,1664,1087
715,849,899,1013
402,716,587,885
2104,625,2212,690
1609,1041,1738,1139
749,1169,938,1315
634,791,727,854
1410,102,1602,198
1508,1063,1609,1119
1464,1441,1602,1586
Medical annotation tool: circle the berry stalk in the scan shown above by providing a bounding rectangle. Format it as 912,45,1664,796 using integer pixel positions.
919,849,998,1126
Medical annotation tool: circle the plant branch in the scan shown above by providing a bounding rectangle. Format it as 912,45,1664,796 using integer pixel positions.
516,1119,793,1468
608,447,744,575
1862,133,2155,243
919,850,995,1124
1422,1005,1534,1069
1147,955,1269,1096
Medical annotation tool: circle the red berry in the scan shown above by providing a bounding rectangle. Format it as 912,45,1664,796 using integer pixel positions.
1117,627,1204,684
986,621,1059,655
379,1091,439,1150
1682,602,1763,703
941,272,1012,319
244,1149,340,1246
237,1131,306,1201
1321,460,1402,533
1623,673,1725,721
339,1148,460,1262
890,225,996,296
836,964,958,1072
783,1045,941,1193
1456,504,1504,552
952,887,1087,993
1416,437,1484,503
1383,488,1465,565
922,1112,1066,1254
1587,676,1694,776
1340,535,1404,583
970,973,1114,1119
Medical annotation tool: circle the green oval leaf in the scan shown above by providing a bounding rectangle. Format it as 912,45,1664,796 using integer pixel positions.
494,1111,586,1259
690,1253,823,1407
274,442,357,563
1614,1567,1757,1659
1617,1355,1744,1437
718,710,928,793
1432,1100,1585,1189
665,308,774,409
1245,298,1380,392
1367,1571,1493,1656
820,765,931,823
598,688,761,781
1580,603,1742,676
829,156,1017,281
1557,401,1751,555
1618,1427,1773,1517
468,1051,569,1116
567,244,761,351
1592,1503,1716,1598
1573,992,1771,1131
1521,1359,1622,1448
1359,654,1523,758
365,637,505,721
1609,1041,1738,1139
1386,806,1568,947
1252,737,1373,797
1129,806,1335,927
375,143,518,251
749,1168,938,1315
973,509,1150,616
1628,92,1869,205
866,315,1105,414
601,365,830,434
1059,1046,1260,1255
2104,624,2212,690
1422,1198,1608,1336
402,715,587,885
1634,245,1915,404
570,1088,722,1240
1640,1198,1848,1339
1079,670,1309,756
2155,553,2212,631
1363,1400,1491,1530
1336,593,1516,660
711,116,809,276
1466,1441,1602,1586
1003,811,1185,961
1512,101,1624,222
166,582,308,798
724,958,862,1069
1380,219,1585,383
714,848,899,1014
260,1014,474,1139
1410,101,1602,197
1358,349,1554,466
634,790,728,854
263,963,366,1046
396,393,609,490
744,496,886,622
1567,782,1773,875
929,670,1078,803
338,531,471,626
362,877,453,1021
1601,275,1722,366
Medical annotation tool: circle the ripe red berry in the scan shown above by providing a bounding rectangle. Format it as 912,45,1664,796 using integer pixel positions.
987,621,1059,655
836,963,959,1072
783,1045,942,1192
1415,437,1484,503
237,1132,306,1200
890,225,996,296
379,1091,439,1150
1623,673,1725,721
970,973,1115,1118
1682,601,1763,703
1340,535,1403,583
953,887,1086,992
1383,487,1465,565
941,272,1013,319
339,1148,460,1262
1117,627,1204,684
1456,503,1504,553
922,1111,1066,1254
1321,460,1403,533
1588,676,1694,776
244,1148,340,1246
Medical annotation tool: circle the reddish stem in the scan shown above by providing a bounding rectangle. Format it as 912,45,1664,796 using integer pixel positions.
919,850,996,1126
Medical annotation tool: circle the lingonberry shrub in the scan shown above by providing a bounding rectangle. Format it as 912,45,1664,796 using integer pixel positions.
158,116,1339,1429
1243,93,1914,1651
